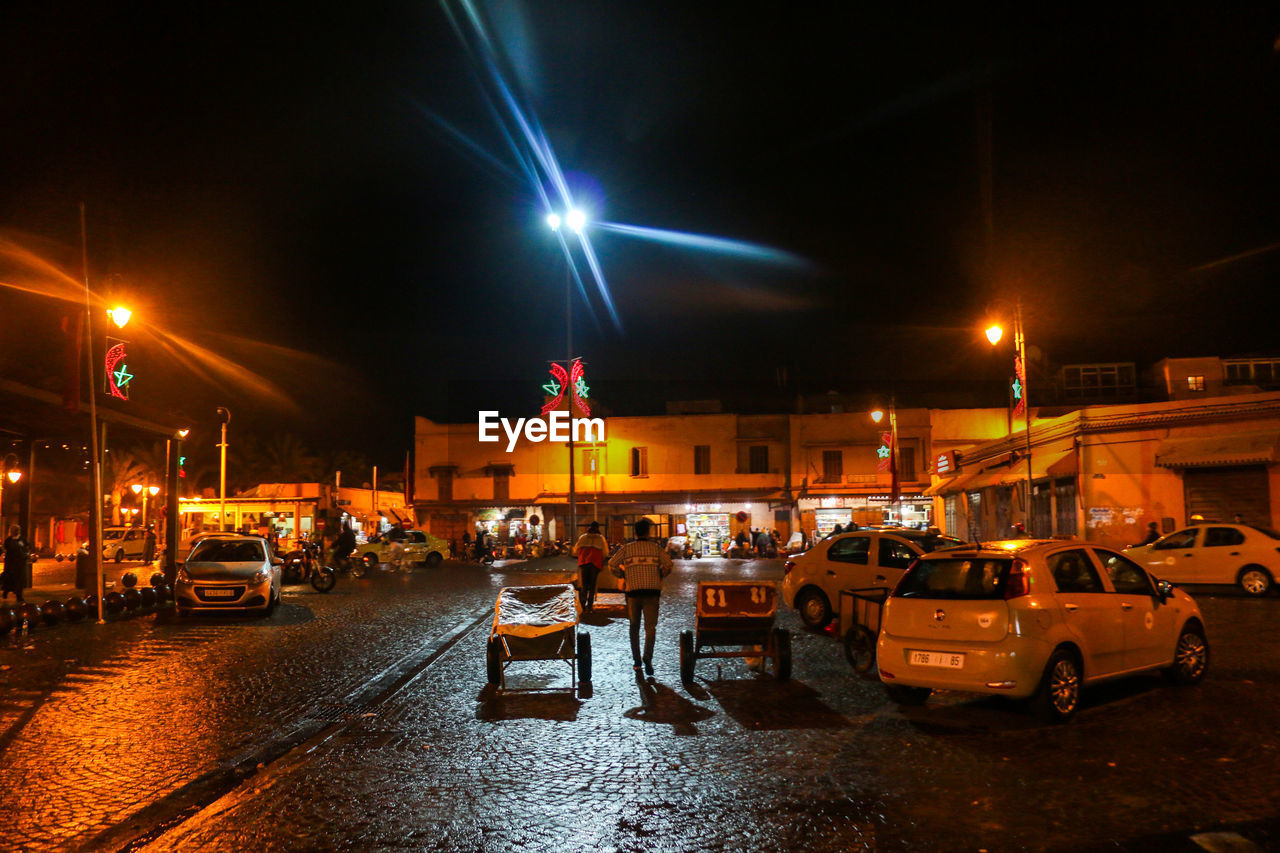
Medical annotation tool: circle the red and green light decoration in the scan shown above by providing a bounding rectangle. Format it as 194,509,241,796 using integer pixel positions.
105,338,133,400
1012,355,1026,417
876,432,893,472
540,358,591,417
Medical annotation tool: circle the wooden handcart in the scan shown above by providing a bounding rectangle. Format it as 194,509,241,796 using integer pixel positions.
679,580,791,684
486,584,591,690
839,586,888,676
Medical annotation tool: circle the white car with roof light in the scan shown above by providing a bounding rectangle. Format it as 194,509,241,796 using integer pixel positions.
877,539,1208,722
1125,522,1279,596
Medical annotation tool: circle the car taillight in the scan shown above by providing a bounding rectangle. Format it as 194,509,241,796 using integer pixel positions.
783,560,796,576
1004,557,1030,600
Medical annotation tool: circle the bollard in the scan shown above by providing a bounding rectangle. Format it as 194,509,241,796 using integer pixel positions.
103,591,126,615
40,600,66,625
122,588,142,611
64,597,88,622
120,571,138,589
139,587,157,608
0,607,13,636
154,584,172,604
149,572,166,588
19,602,41,631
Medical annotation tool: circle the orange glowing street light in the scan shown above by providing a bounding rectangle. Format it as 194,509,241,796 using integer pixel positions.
108,306,132,329
985,325,1004,346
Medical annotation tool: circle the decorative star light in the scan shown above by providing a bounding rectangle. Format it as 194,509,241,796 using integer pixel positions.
574,376,589,399
113,364,134,389
876,445,891,459
542,379,562,397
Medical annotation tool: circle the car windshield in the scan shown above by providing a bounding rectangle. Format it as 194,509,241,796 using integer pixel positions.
104,530,125,541
894,557,1013,600
1248,525,1280,540
189,540,265,563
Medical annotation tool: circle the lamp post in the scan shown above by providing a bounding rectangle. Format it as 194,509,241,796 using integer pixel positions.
0,456,22,535
870,398,899,526
217,407,231,532
986,299,1034,533
547,208,586,546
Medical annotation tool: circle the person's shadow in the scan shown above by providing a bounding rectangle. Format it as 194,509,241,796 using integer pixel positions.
624,674,715,735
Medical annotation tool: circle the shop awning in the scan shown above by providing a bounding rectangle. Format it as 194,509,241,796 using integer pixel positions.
924,465,1014,496
1154,430,1280,468
997,448,1078,484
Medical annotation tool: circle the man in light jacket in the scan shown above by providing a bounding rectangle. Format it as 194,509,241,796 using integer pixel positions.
608,518,673,675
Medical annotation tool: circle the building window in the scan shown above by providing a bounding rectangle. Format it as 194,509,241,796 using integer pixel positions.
492,469,509,502
1187,375,1205,392
1224,358,1280,387
694,445,711,475
630,446,648,478
822,450,843,483
897,446,916,481
748,445,769,474
436,469,453,502
1062,363,1136,398
581,447,600,476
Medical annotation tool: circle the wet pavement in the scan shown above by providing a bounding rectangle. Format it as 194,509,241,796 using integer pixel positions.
1,558,1278,851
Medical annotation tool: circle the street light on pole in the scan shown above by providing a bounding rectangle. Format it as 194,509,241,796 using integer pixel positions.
985,299,1034,534
870,398,900,526
547,207,587,547
217,407,231,532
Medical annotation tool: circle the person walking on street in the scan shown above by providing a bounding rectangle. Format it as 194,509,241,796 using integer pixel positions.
3,524,29,603
573,520,608,612
608,518,673,675
1135,521,1161,547
143,526,157,564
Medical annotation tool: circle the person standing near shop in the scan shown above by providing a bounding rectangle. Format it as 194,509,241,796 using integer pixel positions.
609,518,673,675
572,520,608,612
143,526,158,564
3,524,29,604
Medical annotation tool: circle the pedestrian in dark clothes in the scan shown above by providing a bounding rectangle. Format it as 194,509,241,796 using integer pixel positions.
3,524,29,603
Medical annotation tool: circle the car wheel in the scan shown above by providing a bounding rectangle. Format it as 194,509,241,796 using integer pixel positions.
1238,565,1273,596
1031,649,1081,723
1164,622,1208,685
114,549,124,563
796,588,832,629
263,590,277,617
425,552,443,568
885,684,931,706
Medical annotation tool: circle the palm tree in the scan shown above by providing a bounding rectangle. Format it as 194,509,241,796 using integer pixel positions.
102,450,152,526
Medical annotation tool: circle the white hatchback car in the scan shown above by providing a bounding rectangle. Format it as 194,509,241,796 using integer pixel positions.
102,527,148,563
175,535,283,617
1125,523,1279,596
877,539,1208,722
782,529,963,629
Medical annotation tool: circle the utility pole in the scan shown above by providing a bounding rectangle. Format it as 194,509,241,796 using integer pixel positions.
217,407,231,531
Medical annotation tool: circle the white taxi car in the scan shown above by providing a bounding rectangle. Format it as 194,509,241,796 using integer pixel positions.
1125,523,1279,596
782,529,963,629
877,539,1208,722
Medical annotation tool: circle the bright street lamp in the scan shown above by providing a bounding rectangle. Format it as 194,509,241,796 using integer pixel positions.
870,400,899,525
108,306,132,329
986,301,1033,534
545,206,589,544
565,208,586,233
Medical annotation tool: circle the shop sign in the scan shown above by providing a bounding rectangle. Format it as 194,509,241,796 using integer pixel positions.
819,497,843,508
935,450,958,476
335,499,351,506
690,503,722,513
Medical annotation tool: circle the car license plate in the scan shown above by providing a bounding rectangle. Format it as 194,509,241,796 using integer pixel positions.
202,588,235,598
909,650,964,668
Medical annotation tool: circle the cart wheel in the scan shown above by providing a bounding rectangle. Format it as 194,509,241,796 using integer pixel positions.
486,638,501,685
577,631,592,683
773,628,792,682
843,625,877,676
679,630,695,684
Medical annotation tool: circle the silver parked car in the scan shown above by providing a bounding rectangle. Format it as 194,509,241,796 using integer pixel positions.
175,535,282,617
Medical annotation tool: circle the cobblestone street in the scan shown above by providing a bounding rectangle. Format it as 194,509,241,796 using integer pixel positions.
2,558,1279,852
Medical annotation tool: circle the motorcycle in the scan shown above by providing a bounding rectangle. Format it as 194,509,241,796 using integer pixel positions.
328,546,366,578
281,540,336,592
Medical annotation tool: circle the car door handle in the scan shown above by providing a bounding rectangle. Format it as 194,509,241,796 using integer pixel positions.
875,575,886,582
1230,552,1240,556
1063,603,1079,612
1120,602,1133,611
826,570,836,576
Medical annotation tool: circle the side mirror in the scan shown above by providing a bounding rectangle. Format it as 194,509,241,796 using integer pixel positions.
271,558,283,567
1156,579,1173,603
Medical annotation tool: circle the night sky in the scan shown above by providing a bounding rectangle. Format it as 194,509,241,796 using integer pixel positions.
3,2,1279,466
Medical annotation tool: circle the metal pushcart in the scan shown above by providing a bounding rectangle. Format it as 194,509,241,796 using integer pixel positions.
839,587,889,676
486,584,591,690
679,580,791,684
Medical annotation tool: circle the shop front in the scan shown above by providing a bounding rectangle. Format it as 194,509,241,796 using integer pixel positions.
685,511,730,556
800,494,934,538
